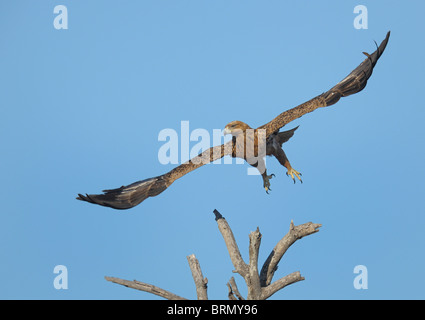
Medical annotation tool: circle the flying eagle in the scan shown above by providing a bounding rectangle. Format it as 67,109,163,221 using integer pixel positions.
77,32,390,210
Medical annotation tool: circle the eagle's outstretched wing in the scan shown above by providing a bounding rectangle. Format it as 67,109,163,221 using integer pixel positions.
76,176,168,210
261,31,390,136
77,32,390,210
76,141,234,209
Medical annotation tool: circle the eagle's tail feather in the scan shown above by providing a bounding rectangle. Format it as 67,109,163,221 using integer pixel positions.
277,126,299,145
76,175,168,210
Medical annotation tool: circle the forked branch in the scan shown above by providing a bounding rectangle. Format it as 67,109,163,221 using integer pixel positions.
260,220,322,287
214,210,320,299
105,209,321,300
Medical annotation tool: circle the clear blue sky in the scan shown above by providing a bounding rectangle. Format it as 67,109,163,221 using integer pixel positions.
1,1,424,300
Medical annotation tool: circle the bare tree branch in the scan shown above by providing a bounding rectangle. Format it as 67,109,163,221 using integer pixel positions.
187,254,208,300
260,220,322,287
104,276,187,300
260,271,305,300
227,282,237,300
215,209,264,299
227,276,245,300
247,228,262,299
213,209,249,278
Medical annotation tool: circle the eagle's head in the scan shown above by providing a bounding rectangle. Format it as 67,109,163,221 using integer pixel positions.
223,121,252,136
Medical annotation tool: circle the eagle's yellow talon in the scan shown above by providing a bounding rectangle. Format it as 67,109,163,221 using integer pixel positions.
287,168,303,184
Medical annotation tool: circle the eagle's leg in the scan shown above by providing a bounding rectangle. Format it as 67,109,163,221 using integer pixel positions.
274,147,303,184
249,157,275,193
259,160,275,193
282,155,302,184
262,172,275,194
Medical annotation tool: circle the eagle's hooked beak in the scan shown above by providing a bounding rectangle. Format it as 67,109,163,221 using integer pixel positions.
223,127,231,136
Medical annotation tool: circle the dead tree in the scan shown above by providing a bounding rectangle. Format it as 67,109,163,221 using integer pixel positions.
105,209,321,300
